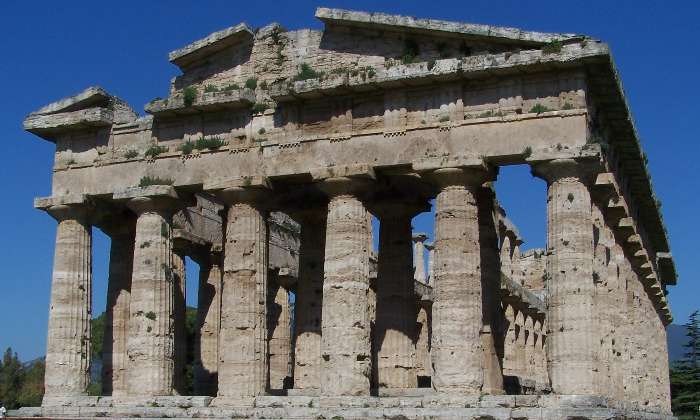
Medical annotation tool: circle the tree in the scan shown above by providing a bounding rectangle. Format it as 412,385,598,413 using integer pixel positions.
0,347,24,409
670,310,700,418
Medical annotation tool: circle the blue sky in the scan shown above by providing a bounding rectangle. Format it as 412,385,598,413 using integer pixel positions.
0,1,698,361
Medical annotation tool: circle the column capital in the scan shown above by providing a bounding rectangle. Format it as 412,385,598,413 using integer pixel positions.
318,176,373,199
114,185,183,215
210,176,273,207
45,203,90,222
531,158,601,184
412,232,428,243
425,166,496,189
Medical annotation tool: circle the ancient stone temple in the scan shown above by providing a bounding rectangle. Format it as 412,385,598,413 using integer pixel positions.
15,8,678,420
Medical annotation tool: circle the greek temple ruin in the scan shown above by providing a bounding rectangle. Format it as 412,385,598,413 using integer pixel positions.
15,7,678,419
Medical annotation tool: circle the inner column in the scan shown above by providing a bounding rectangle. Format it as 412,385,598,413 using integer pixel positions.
320,177,372,396
194,253,222,396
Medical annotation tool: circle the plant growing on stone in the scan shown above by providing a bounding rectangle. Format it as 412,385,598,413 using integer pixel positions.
183,86,197,106
145,311,157,321
439,115,450,123
293,63,323,81
530,104,551,114
542,40,563,54
562,102,574,110
251,102,270,114
124,149,138,159
195,135,227,150
144,145,168,158
401,38,420,64
204,84,219,93
523,146,533,158
179,140,195,155
245,77,258,89
138,176,173,187
222,83,240,91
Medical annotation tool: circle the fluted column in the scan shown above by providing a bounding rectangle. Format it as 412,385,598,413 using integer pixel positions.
320,177,372,396
125,191,180,396
429,166,492,394
102,218,135,397
533,159,597,395
217,187,269,399
194,253,222,396
43,204,92,400
292,208,327,391
426,243,435,284
412,233,428,284
268,278,291,390
375,202,424,389
173,251,187,395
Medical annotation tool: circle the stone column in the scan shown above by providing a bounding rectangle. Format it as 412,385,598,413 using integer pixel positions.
173,251,187,395
194,253,222,396
375,202,424,389
217,187,269,399
102,219,135,397
533,159,597,395
292,208,327,391
124,189,180,396
320,177,372,396
426,243,435,284
415,303,432,383
412,233,428,284
43,204,92,400
268,278,292,390
429,166,491,394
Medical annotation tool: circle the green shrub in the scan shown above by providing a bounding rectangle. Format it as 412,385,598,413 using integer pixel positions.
401,39,420,64
293,63,323,81
144,145,168,158
222,83,240,91
183,86,197,106
179,140,195,155
523,146,533,158
138,176,173,187
542,40,563,54
145,311,157,321
194,135,227,150
204,85,219,93
562,102,574,110
258,127,266,135
124,149,138,159
530,104,551,114
251,102,270,114
438,115,450,122
245,77,258,89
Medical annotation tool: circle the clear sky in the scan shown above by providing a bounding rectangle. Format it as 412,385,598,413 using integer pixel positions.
0,0,698,361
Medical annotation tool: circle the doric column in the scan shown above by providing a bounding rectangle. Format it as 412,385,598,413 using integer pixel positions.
533,158,597,395
319,177,372,396
428,166,492,394
217,186,269,399
102,218,136,397
425,243,435,284
172,250,187,395
194,253,222,396
268,278,292,390
292,207,327,391
412,233,428,284
122,186,181,396
374,201,425,389
415,303,432,382
477,187,504,394
43,203,92,400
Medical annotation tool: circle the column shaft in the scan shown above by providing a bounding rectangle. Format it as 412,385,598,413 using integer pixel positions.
293,211,326,390
431,172,485,393
194,257,222,396
376,212,417,388
102,225,134,396
173,251,187,395
321,191,371,396
268,281,291,390
218,201,268,398
126,209,176,396
44,206,92,399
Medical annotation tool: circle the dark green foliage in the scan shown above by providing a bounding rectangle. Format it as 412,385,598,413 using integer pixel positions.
179,140,195,155
144,145,168,159
402,38,420,64
438,115,449,123
145,311,157,321
138,176,173,187
222,83,240,91
194,135,227,150
542,40,563,54
0,348,46,409
204,85,219,93
245,78,258,89
530,104,552,114
670,311,700,418
523,146,533,158
124,149,138,159
562,102,574,110
293,63,323,81
251,102,270,114
183,86,197,106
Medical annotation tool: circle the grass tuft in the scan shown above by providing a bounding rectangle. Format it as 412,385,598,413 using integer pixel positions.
138,176,173,187
293,63,324,82
144,145,168,159
183,86,197,106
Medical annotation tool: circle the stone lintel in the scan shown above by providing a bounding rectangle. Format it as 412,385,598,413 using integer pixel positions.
204,175,271,192
412,155,485,172
172,228,211,253
169,23,254,69
499,272,546,316
310,164,375,181
113,185,178,201
315,8,582,45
